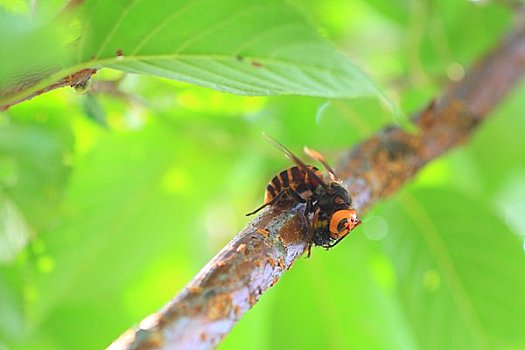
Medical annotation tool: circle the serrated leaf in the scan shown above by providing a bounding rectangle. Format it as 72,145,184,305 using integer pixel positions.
1,0,389,109
383,189,525,349
79,0,383,99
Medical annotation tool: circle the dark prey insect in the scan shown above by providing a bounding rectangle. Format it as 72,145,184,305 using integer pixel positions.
246,135,361,255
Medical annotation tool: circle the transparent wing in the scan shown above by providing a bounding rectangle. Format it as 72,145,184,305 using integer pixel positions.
303,146,337,180
262,133,326,188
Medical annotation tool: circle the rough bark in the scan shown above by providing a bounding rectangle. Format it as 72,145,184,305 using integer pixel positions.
107,15,525,350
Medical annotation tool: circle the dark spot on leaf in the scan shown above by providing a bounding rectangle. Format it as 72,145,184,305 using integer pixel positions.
251,61,263,68
116,49,124,57
236,55,244,61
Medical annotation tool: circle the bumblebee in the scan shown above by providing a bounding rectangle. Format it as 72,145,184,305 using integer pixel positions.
247,136,361,254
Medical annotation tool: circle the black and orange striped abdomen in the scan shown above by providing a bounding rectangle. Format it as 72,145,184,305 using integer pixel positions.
263,165,322,203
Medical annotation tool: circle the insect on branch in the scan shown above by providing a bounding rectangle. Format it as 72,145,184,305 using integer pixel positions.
107,13,525,350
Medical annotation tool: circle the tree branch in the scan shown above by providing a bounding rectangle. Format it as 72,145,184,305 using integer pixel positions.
107,15,525,350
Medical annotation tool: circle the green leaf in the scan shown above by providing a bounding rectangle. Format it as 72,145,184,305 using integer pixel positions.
0,9,69,102
0,269,25,342
383,188,525,349
0,0,28,13
0,119,72,262
27,121,209,347
0,194,31,264
1,0,387,108
0,264,59,349
82,93,108,128
81,0,380,96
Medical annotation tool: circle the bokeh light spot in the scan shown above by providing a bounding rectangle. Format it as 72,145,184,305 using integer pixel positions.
363,215,388,241
447,63,465,82
161,167,191,195
37,255,55,273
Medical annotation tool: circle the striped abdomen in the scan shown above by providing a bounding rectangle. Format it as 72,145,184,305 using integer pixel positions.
263,165,322,203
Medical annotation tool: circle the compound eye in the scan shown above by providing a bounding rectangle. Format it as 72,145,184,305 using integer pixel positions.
337,220,350,234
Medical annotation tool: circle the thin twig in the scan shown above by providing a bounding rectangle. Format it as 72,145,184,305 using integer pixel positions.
0,68,97,111
108,15,525,350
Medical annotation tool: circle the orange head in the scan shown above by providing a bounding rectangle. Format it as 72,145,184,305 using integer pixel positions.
328,209,361,240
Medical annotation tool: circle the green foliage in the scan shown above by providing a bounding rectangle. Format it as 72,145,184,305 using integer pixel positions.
1,1,524,350
0,107,72,263
0,0,387,109
0,9,69,94
384,189,525,349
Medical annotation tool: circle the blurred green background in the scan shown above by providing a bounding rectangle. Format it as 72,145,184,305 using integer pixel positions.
1,0,525,349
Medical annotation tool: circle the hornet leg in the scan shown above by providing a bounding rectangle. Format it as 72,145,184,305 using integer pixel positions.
246,188,305,216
